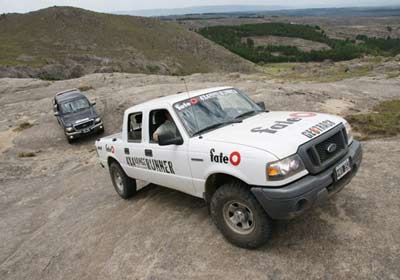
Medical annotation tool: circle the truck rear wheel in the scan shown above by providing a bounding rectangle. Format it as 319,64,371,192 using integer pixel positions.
109,162,136,199
210,182,272,249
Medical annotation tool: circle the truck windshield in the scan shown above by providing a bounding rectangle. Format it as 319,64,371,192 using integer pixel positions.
60,98,90,114
173,88,263,136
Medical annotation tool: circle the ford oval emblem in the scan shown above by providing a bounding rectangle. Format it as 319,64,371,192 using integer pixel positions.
326,143,337,153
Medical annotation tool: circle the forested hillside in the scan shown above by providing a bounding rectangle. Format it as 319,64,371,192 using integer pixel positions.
198,23,400,63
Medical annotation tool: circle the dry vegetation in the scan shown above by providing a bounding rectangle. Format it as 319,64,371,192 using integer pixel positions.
347,100,400,140
0,6,254,79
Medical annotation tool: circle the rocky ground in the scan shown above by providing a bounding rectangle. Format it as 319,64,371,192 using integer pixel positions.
0,69,399,279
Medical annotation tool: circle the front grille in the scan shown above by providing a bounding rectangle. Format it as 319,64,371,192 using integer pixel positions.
299,125,348,174
314,131,345,163
75,120,94,130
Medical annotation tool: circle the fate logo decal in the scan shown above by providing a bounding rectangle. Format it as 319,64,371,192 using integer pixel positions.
301,120,336,139
174,91,229,111
251,112,317,134
105,144,115,154
210,149,241,166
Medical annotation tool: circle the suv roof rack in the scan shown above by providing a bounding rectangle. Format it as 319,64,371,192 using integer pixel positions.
56,88,80,96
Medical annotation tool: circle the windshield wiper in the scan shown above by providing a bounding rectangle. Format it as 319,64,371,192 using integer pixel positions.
193,119,242,136
235,110,260,120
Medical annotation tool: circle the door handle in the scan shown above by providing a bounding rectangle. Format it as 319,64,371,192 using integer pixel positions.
145,149,153,157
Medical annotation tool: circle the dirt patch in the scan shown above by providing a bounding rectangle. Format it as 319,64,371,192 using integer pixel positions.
243,35,331,52
0,129,18,154
0,71,400,279
321,99,354,115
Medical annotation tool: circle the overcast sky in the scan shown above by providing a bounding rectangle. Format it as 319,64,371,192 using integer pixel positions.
0,0,399,13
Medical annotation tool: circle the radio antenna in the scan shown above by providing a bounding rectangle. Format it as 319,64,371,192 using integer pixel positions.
181,77,201,137
181,77,189,93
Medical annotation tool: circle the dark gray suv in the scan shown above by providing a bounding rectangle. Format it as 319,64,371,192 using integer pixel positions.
53,89,104,143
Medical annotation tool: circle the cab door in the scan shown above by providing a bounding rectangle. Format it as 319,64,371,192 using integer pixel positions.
122,111,149,181
141,108,195,196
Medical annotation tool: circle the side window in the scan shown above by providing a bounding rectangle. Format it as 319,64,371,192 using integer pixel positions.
128,112,142,142
149,109,180,142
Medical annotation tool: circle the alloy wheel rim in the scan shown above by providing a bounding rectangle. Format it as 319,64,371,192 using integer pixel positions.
114,171,124,192
223,200,255,235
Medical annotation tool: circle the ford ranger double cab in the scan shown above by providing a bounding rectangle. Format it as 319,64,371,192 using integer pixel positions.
53,89,104,143
95,87,362,249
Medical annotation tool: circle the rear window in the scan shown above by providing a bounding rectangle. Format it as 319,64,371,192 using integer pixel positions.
127,112,142,142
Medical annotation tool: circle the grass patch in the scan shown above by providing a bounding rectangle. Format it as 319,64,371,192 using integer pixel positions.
13,121,34,132
347,100,400,140
78,85,94,91
259,62,374,82
18,151,36,158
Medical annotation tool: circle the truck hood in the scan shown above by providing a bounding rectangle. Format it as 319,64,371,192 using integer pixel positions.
62,108,98,127
200,111,345,159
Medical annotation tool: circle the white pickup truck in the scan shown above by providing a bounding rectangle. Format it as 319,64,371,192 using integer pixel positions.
96,87,362,248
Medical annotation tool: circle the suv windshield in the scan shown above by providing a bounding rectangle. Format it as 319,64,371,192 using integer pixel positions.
60,98,90,114
174,88,263,136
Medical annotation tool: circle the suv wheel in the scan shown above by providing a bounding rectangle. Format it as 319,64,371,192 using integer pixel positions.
109,162,137,199
210,181,272,249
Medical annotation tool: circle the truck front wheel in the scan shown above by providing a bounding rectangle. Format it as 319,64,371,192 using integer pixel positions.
210,182,272,249
109,162,137,199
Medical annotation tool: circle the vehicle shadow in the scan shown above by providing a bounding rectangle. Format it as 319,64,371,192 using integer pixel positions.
127,182,342,250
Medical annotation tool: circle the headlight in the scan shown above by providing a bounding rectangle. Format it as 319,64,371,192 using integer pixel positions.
95,117,102,123
66,126,74,132
344,121,353,145
267,154,305,181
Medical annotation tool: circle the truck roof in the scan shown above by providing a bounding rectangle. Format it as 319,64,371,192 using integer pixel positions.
129,86,232,112
55,89,84,102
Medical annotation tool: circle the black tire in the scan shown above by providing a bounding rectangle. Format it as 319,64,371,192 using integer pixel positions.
109,162,137,199
210,181,272,249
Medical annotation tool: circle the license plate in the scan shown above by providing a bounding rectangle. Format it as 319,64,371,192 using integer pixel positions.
82,128,91,133
335,158,351,181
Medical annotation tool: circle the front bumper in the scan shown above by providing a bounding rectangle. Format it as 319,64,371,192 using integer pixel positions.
65,122,104,139
251,140,362,219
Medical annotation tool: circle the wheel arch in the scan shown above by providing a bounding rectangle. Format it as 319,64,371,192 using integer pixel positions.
204,173,249,204
107,156,120,167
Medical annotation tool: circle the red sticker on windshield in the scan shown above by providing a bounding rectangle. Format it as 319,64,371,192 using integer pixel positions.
190,98,198,105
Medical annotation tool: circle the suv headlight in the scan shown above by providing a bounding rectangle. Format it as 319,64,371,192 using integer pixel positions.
66,126,74,132
95,117,102,123
267,154,305,181
344,121,353,145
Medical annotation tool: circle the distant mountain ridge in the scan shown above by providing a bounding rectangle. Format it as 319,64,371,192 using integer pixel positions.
0,6,254,79
116,5,287,17
117,5,400,18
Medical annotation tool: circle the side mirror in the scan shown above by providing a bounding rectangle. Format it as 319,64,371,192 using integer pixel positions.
256,101,267,111
54,112,60,116
91,102,96,106
158,133,183,146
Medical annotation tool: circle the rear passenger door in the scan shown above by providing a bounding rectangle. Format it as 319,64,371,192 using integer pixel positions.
123,111,148,181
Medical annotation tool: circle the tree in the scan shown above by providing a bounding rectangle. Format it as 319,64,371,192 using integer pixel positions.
246,38,254,48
